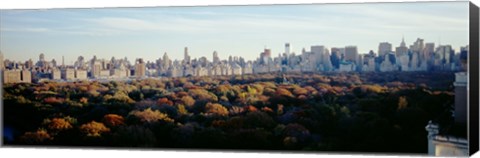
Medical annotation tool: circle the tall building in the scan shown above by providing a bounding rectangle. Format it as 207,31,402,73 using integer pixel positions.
260,48,272,65
75,56,86,69
135,58,146,78
322,50,333,71
378,42,392,57
330,48,341,69
396,37,408,57
61,68,75,80
213,51,220,64
425,43,436,63
184,47,191,65
163,52,171,69
39,53,45,62
91,60,102,78
344,46,358,63
51,69,61,80
25,59,33,69
412,38,425,53
3,69,32,83
3,70,21,84
311,45,326,68
285,43,291,56
436,45,453,66
51,59,57,68
75,69,89,80
36,53,47,68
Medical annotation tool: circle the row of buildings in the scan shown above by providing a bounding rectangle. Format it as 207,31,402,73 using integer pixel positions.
1,37,468,84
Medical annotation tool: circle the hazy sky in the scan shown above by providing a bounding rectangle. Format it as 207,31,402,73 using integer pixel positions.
0,1,469,64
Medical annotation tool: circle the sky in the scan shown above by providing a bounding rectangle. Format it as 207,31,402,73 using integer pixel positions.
0,1,470,65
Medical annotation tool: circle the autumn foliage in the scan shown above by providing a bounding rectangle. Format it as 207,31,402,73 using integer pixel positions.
47,118,73,131
20,129,53,144
129,108,174,123
3,72,457,152
103,114,126,127
79,121,111,137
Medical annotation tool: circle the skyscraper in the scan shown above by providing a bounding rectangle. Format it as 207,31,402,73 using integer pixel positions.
184,47,191,65
378,42,392,57
344,46,358,63
91,60,102,78
412,38,425,53
311,45,326,67
395,37,408,57
39,53,45,62
435,45,453,70
25,59,33,69
412,38,425,61
213,51,220,64
425,43,436,65
260,48,272,65
330,48,341,69
285,43,291,56
135,58,146,78
163,52,171,69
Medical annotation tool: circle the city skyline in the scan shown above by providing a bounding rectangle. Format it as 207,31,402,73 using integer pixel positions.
0,39,467,65
0,1,469,64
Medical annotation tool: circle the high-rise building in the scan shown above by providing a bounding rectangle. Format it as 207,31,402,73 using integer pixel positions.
184,47,191,65
330,48,342,69
199,56,208,67
260,48,272,65
163,52,171,69
425,43,435,62
75,56,86,69
213,51,220,64
51,59,57,68
344,46,358,63
36,53,47,68
3,70,21,84
285,43,291,56
311,45,326,68
24,59,33,70
135,58,146,78
61,68,75,80
75,69,88,80
51,69,61,80
378,42,392,57
436,45,453,65
39,53,45,62
396,37,408,57
322,50,332,71
412,38,425,53
91,60,102,78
